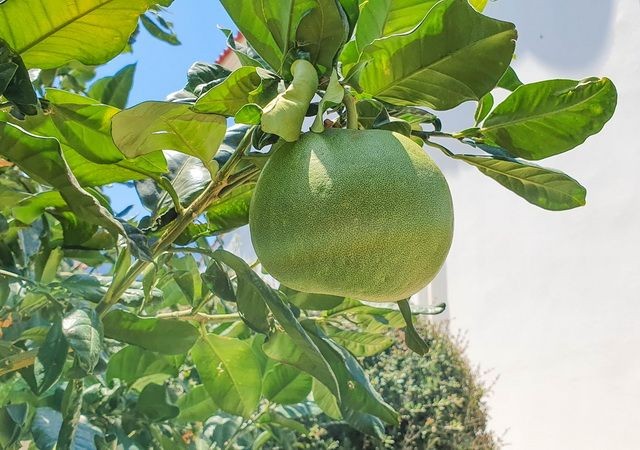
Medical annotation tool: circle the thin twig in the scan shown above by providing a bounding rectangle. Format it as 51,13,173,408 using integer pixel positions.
153,309,240,324
0,349,39,377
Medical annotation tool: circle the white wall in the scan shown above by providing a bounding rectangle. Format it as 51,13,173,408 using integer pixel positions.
436,1,640,448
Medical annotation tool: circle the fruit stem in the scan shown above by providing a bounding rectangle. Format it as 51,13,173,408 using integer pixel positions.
343,91,358,130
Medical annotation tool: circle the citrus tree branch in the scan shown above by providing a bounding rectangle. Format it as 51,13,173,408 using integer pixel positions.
96,127,256,317
153,310,241,323
0,349,39,377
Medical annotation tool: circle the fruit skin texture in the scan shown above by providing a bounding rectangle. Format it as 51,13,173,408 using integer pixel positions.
249,129,454,302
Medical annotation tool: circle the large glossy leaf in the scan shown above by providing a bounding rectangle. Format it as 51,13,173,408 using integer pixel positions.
479,78,617,160
219,0,316,74
0,0,156,69
87,63,136,109
102,309,198,355
296,0,350,73
176,385,218,424
262,331,340,402
397,298,429,355
62,309,103,373
322,324,393,357
305,324,398,425
31,320,68,395
358,0,517,109
261,59,319,142
201,260,236,303
211,250,271,334
202,184,254,234
136,383,179,422
262,362,312,405
192,334,263,418
106,345,179,391
112,101,227,163
12,191,67,224
0,39,38,115
280,287,345,311
62,146,167,187
1,90,167,181
0,122,127,238
193,66,276,116
312,379,341,419
211,249,339,400
354,0,439,52
452,154,587,210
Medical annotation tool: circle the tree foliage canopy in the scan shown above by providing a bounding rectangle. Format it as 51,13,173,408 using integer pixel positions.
0,0,616,448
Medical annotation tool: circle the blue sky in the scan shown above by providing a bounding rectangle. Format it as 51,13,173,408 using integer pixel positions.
101,1,235,215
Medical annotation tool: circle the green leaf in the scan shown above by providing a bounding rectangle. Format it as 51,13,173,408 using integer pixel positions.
296,0,350,73
397,299,429,355
193,66,277,116
136,383,179,422
322,324,393,357
106,345,179,390
262,331,340,403
191,334,263,418
0,122,127,239
219,0,316,74
354,0,439,52
62,309,103,373
211,249,340,401
140,13,180,46
342,409,386,439
261,59,319,142
312,379,341,419
338,0,359,37
201,260,236,303
102,309,198,355
12,191,67,224
0,405,23,448
0,0,156,69
479,78,617,160
470,0,489,12
1,89,167,180
170,254,203,307
305,325,398,425
358,0,517,109
262,362,312,405
176,385,218,424
474,93,494,124
211,250,271,334
451,154,587,210
112,101,227,163
32,320,68,395
497,66,522,91
57,379,83,450
0,39,38,115
384,104,439,126
311,70,344,132
280,287,345,311
0,60,17,95
87,63,136,109
65,149,167,187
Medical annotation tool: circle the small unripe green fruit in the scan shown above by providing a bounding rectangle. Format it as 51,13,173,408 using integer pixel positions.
249,129,454,302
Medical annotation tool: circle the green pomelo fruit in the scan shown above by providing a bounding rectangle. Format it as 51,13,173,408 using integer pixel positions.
249,129,454,302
